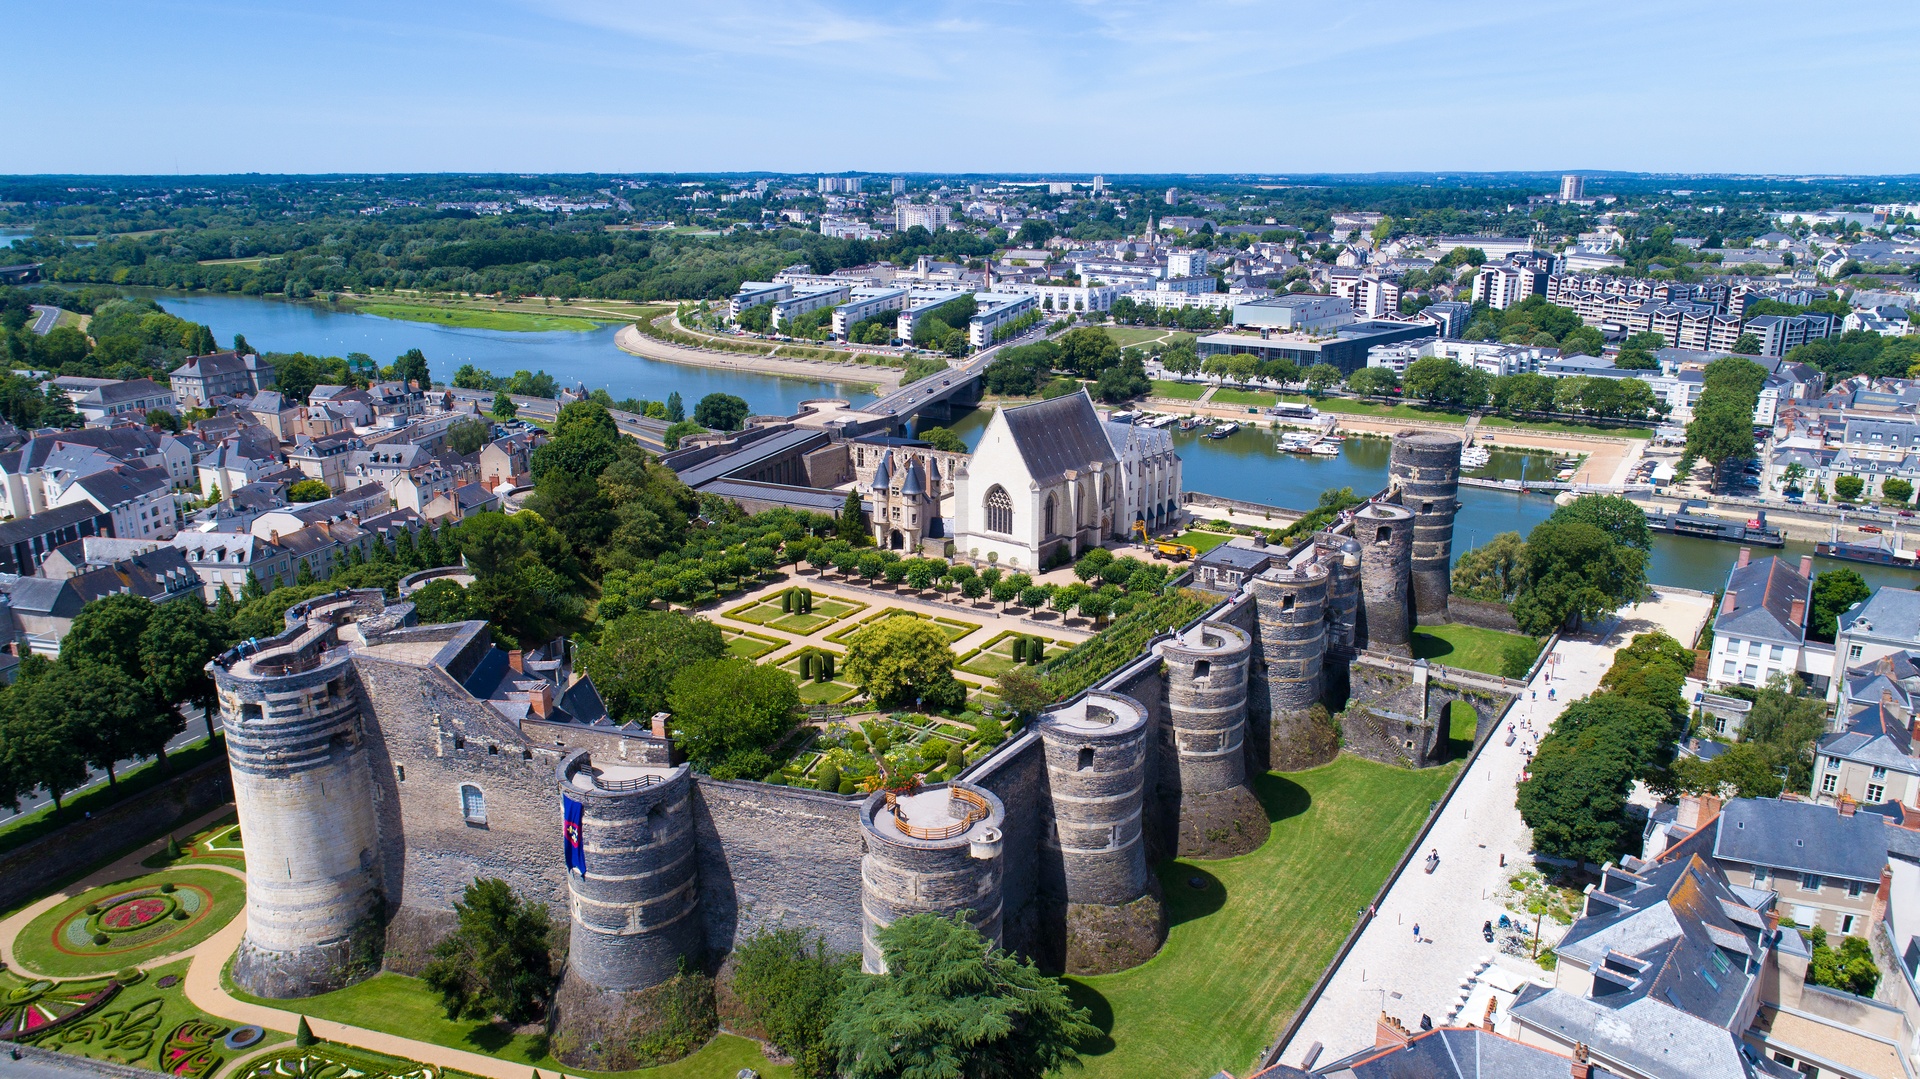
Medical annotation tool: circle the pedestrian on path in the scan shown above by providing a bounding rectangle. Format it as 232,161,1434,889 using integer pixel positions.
1413,923,1421,941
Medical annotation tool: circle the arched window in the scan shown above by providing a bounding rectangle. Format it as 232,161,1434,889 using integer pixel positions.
1044,493,1057,536
984,485,1013,533
460,784,487,823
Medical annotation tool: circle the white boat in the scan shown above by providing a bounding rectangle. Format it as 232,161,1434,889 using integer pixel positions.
1206,422,1240,439
1310,442,1340,456
1146,413,1178,428
1109,410,1140,424
1279,431,1316,446
1460,447,1492,468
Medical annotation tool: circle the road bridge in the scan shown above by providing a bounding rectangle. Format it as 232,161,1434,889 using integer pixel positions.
836,323,1050,437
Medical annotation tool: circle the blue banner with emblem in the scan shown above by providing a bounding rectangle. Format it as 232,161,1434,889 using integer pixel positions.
563,795,585,875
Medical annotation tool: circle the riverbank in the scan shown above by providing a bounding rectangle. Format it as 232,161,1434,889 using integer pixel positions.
614,323,901,390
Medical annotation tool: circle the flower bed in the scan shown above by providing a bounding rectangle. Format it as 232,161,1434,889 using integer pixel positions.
16,871,243,977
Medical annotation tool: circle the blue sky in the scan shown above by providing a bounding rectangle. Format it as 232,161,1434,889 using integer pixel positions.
6,0,1919,175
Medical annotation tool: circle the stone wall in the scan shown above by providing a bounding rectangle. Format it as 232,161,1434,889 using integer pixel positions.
964,732,1048,958
0,755,233,913
689,778,867,959
1341,662,1442,768
1445,597,1521,634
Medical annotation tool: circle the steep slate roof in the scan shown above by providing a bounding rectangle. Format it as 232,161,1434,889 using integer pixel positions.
1710,798,1889,882
1818,703,1920,776
1511,821,1783,1079
1311,1027,1602,1078
1714,555,1809,644
1841,587,1920,644
997,390,1117,484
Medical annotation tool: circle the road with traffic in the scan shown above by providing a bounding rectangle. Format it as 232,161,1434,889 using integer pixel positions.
0,708,214,827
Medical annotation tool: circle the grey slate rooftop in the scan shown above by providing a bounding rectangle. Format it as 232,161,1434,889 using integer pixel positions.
1710,798,1888,883
1714,555,1809,644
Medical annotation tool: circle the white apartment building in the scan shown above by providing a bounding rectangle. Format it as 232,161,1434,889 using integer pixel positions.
1166,250,1210,278
829,287,910,337
999,282,1118,315
966,293,1041,347
1471,265,1539,309
769,285,852,330
893,203,951,232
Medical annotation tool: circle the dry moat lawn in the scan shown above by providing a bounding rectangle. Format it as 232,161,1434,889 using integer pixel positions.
1067,754,1457,1079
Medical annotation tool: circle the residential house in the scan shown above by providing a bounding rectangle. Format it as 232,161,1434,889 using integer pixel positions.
286,434,359,491
54,465,177,541
1708,798,1888,937
168,350,275,408
72,378,178,425
1832,587,1920,701
172,530,298,602
199,436,284,499
244,391,302,440
1706,551,1816,692
479,433,535,490
0,502,114,575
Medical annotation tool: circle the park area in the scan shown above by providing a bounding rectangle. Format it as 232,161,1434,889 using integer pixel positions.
1068,755,1458,1078
1411,622,1543,680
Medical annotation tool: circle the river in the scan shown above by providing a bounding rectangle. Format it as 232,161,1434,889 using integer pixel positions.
121,289,1920,596
145,291,876,417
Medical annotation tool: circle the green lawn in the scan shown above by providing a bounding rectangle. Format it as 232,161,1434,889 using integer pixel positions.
1169,529,1233,554
725,594,864,635
823,607,979,646
1211,388,1275,407
14,957,288,1069
775,650,861,705
955,630,1063,678
14,868,246,977
141,812,245,870
1103,326,1184,349
228,972,790,1079
352,302,614,333
721,627,786,660
1411,623,1540,679
1068,756,1457,1079
1478,414,1654,439
1150,380,1207,400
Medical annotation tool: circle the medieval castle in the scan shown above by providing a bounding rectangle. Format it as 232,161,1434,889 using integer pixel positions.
212,428,1514,1059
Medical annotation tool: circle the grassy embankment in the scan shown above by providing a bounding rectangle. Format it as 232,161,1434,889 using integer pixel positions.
228,972,789,1079
1069,755,1457,1078
349,301,618,333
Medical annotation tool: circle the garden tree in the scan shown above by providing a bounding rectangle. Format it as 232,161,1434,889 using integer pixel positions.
1781,461,1808,493
694,392,751,431
838,489,867,541
729,928,856,1079
1547,494,1652,552
287,478,331,503
390,347,432,389
1884,477,1915,503
1596,632,1693,720
1733,332,1763,356
40,661,179,786
490,391,517,420
1809,568,1871,641
1345,366,1399,396
1517,702,1649,868
665,391,685,422
446,417,493,456
420,878,555,1023
584,611,727,722
0,665,89,810
1612,345,1659,370
1686,356,1768,482
411,579,473,625
662,419,703,450
1303,363,1344,392
1056,326,1120,378
1093,358,1150,402
996,667,1053,717
1401,356,1491,408
139,599,231,740
1510,519,1648,635
827,913,1096,1079
917,426,967,454
532,400,625,483
666,658,799,779
1559,325,1606,357
1449,531,1526,602
61,593,155,683
1833,474,1865,502
1488,372,1556,416
1806,927,1880,996
843,616,967,711
1659,741,1788,800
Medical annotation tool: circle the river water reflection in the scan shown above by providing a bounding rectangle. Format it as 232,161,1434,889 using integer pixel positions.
940,407,1920,593
79,289,1916,595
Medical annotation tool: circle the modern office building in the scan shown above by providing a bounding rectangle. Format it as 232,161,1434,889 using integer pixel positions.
1232,295,1355,333
1196,319,1436,375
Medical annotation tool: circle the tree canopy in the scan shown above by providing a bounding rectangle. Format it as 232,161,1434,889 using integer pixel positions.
1510,519,1648,635
665,657,799,779
843,616,967,711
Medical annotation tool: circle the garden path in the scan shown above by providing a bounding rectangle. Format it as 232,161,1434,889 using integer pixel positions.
0,803,240,978
1278,587,1712,1069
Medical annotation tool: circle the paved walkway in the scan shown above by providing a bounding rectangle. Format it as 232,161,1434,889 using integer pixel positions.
1279,588,1713,1068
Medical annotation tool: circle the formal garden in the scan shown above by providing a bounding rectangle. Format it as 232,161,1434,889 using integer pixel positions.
1,958,285,1075
13,869,245,977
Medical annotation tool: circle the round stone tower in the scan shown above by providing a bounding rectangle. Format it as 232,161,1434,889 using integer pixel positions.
1036,691,1164,973
1160,622,1268,858
1390,430,1463,622
859,782,1006,974
218,619,384,998
1354,502,1414,655
1252,560,1330,717
556,750,701,991
1315,533,1364,651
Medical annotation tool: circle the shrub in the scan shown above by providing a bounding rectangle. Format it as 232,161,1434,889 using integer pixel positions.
814,761,841,793
92,932,110,946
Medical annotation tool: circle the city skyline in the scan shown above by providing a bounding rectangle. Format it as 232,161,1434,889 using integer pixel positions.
8,0,1920,175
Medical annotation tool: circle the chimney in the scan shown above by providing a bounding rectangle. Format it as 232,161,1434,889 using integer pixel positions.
529,682,553,719
651,711,670,740
1800,554,1815,578
1720,591,1737,615
1677,793,1721,831
508,649,523,673
1737,546,1752,569
1481,996,1497,1033
1839,795,1858,817
1790,597,1807,628
1570,1043,1592,1079
1374,1013,1412,1050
